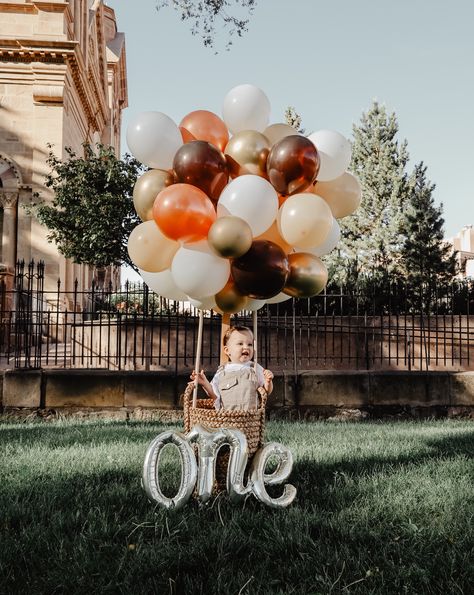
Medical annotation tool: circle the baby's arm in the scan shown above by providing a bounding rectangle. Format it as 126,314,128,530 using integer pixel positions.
190,369,218,401
263,369,274,395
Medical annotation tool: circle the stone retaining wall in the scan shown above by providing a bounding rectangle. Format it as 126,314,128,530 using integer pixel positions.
2,369,473,419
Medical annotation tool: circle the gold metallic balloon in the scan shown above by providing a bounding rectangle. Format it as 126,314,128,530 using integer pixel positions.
215,279,248,313
207,216,253,258
224,130,270,178
283,253,328,298
133,169,175,221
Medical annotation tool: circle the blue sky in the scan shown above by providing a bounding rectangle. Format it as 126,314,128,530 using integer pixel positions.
111,0,473,240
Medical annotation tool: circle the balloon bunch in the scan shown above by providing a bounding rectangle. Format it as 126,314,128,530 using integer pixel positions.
126,84,361,314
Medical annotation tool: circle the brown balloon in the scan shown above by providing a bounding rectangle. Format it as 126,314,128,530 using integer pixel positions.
266,135,320,196
173,140,228,203
133,169,176,221
231,240,289,300
283,253,328,298
224,130,270,178
215,279,248,313
208,216,253,258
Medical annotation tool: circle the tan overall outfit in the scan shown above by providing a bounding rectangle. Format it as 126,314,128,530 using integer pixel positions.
216,365,260,411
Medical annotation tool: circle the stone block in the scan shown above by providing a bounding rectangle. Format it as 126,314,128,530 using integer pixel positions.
45,370,124,408
3,370,42,408
369,371,451,407
298,371,370,407
370,372,428,406
124,373,177,409
450,372,474,406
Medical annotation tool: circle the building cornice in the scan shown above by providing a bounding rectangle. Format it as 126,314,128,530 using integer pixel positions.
0,38,109,133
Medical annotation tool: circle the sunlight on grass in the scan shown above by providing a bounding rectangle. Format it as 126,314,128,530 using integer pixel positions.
1,417,473,594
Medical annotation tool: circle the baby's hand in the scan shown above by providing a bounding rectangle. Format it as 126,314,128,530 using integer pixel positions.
263,369,274,381
263,369,274,391
190,369,207,385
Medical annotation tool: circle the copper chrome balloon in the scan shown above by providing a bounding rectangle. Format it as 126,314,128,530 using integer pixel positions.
224,130,270,178
173,140,228,203
133,169,176,221
283,253,328,298
266,135,320,196
207,216,253,258
179,110,229,152
231,240,289,300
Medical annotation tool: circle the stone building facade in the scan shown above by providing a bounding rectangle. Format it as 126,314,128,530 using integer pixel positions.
447,225,474,278
0,0,127,295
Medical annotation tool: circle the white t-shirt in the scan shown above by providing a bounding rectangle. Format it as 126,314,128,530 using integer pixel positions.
211,362,265,410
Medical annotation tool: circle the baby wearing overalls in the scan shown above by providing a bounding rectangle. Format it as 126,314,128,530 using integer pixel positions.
191,325,274,411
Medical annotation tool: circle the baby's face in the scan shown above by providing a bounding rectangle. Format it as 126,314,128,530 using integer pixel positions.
224,330,254,364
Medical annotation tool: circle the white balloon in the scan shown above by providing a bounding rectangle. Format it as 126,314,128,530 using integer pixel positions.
245,298,266,311
308,130,351,182
222,84,271,134
126,111,182,169
266,292,292,304
304,218,341,257
171,241,230,298
139,268,188,301
217,175,278,236
188,295,217,311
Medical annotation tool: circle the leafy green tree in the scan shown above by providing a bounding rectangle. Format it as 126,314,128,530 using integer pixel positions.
328,101,410,285
399,162,457,286
32,144,143,270
156,0,257,50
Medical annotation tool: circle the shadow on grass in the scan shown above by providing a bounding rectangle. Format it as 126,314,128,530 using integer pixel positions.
1,438,473,595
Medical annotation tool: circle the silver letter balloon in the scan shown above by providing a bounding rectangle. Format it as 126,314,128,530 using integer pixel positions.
142,425,296,510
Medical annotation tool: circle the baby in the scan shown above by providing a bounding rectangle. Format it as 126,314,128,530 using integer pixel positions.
191,325,273,411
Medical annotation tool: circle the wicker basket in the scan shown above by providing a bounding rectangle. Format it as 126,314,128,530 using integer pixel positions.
182,381,267,492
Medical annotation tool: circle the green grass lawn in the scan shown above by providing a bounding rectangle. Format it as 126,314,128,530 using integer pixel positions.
1,416,473,595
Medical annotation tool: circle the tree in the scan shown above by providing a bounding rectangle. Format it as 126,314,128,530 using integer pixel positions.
327,101,410,285
156,0,257,51
32,144,143,270
399,162,457,287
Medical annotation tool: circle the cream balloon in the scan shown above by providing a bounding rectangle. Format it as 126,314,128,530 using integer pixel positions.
217,175,278,237
263,123,301,146
308,130,351,182
313,171,362,218
277,193,333,249
222,84,270,133
127,221,179,273
139,268,188,301
301,218,341,257
126,111,182,169
171,241,230,298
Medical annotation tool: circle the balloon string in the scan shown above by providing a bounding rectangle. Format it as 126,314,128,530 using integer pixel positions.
193,310,204,408
253,309,258,372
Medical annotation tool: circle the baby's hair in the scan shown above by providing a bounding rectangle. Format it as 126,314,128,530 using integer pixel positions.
222,325,253,347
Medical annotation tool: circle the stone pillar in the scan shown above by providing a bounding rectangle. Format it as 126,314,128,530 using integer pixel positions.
0,190,18,270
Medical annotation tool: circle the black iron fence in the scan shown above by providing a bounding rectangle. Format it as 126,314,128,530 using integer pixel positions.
1,261,473,372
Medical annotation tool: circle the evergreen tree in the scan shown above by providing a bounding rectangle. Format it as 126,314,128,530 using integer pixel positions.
327,102,410,285
400,162,457,286
32,144,142,270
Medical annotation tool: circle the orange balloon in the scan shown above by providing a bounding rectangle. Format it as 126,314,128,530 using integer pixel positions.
153,183,216,243
179,110,229,152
